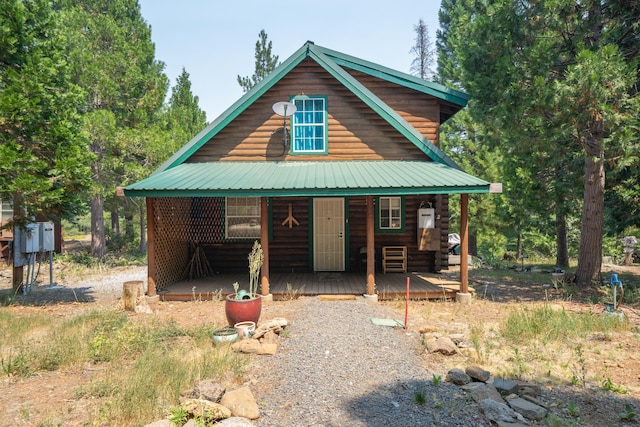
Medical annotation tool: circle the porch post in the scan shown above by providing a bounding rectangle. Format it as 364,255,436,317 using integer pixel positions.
365,195,376,295
260,197,270,296
459,194,469,295
146,197,156,296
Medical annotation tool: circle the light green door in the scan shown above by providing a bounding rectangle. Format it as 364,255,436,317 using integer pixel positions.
313,198,345,271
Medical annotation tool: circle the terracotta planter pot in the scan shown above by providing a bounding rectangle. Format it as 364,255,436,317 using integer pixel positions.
225,293,262,326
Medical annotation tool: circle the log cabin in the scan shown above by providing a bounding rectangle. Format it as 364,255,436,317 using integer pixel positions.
124,41,493,301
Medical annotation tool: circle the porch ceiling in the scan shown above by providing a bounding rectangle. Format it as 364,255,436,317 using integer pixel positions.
123,160,490,198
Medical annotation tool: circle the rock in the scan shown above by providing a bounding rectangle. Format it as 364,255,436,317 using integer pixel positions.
465,365,491,382
183,420,197,427
220,386,260,420
144,420,173,427
446,368,471,385
260,329,279,344
258,342,278,355
253,318,288,339
449,333,466,345
419,325,437,333
182,398,231,421
517,382,542,398
506,396,548,420
231,339,262,354
460,382,504,404
492,377,518,395
479,398,527,425
215,417,256,426
193,379,225,402
425,336,458,355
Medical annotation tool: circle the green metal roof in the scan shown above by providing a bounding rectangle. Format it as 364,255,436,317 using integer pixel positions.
152,42,468,175
124,161,491,198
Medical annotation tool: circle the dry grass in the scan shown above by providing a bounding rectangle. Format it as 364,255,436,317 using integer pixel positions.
0,307,250,425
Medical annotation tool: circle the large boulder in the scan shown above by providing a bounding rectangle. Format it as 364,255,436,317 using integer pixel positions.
220,386,260,420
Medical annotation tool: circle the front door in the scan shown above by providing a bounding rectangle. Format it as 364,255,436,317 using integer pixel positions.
313,198,345,271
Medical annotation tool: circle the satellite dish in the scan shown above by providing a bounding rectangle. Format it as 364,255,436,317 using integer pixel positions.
272,101,297,117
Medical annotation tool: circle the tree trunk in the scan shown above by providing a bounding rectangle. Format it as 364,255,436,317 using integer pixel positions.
555,210,569,268
110,203,120,236
91,195,106,258
124,199,134,241
139,202,146,254
575,120,605,287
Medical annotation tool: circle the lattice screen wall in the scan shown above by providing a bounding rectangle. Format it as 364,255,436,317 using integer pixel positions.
153,197,226,290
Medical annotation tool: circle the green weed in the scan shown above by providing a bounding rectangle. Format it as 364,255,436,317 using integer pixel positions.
602,377,627,394
432,373,442,387
619,403,636,421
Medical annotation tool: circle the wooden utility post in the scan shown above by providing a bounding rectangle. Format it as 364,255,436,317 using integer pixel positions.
12,197,23,292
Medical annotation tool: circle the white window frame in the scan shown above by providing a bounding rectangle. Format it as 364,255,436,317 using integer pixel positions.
379,196,402,230
291,96,327,154
1,200,12,224
225,197,261,239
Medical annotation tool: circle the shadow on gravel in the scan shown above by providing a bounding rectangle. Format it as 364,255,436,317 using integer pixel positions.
0,285,96,305
346,379,481,426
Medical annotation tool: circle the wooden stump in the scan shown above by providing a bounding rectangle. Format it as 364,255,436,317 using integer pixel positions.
123,280,145,312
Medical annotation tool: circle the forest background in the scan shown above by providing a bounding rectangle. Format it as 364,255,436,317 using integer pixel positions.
1,0,638,289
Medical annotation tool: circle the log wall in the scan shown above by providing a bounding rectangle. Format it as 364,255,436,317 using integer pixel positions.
187,60,441,162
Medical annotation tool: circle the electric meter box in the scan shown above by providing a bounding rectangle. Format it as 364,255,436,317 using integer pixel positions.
418,208,435,229
21,223,40,253
417,208,439,251
39,221,54,252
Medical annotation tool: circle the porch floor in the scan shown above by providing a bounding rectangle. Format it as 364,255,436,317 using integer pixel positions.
157,271,470,301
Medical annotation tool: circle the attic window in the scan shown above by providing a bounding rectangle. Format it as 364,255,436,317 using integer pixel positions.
291,96,327,155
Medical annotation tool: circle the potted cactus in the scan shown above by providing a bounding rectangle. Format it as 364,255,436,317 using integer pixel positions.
225,241,263,325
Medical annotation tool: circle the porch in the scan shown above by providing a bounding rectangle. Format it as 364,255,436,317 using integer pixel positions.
156,270,470,301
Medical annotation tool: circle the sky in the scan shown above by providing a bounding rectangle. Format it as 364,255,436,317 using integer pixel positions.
138,0,443,122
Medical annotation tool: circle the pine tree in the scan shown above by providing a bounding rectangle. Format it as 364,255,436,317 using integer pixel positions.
237,29,279,93
0,0,92,289
409,18,435,80
166,68,208,141
58,0,168,258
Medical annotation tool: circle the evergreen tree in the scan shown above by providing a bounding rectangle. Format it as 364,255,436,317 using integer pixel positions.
410,18,435,80
237,29,279,93
166,68,208,141
437,0,640,284
0,0,92,289
57,0,168,258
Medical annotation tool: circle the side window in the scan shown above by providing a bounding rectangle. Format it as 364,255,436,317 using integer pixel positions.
376,196,405,233
291,96,327,154
225,197,260,239
1,200,12,224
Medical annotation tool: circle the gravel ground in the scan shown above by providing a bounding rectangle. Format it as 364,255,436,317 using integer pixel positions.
253,296,489,427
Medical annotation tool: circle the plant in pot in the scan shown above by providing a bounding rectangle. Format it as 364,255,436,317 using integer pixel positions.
225,241,263,326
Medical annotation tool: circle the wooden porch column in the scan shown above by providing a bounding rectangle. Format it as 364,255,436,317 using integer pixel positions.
459,194,469,294
260,197,270,296
365,195,375,295
146,197,156,296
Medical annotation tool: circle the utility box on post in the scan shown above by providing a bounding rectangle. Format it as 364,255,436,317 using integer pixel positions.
417,208,439,251
39,222,54,252
21,223,40,253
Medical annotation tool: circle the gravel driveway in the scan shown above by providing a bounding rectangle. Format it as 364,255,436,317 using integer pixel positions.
253,296,488,427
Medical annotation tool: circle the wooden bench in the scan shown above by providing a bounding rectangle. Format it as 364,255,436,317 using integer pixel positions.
382,246,407,273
